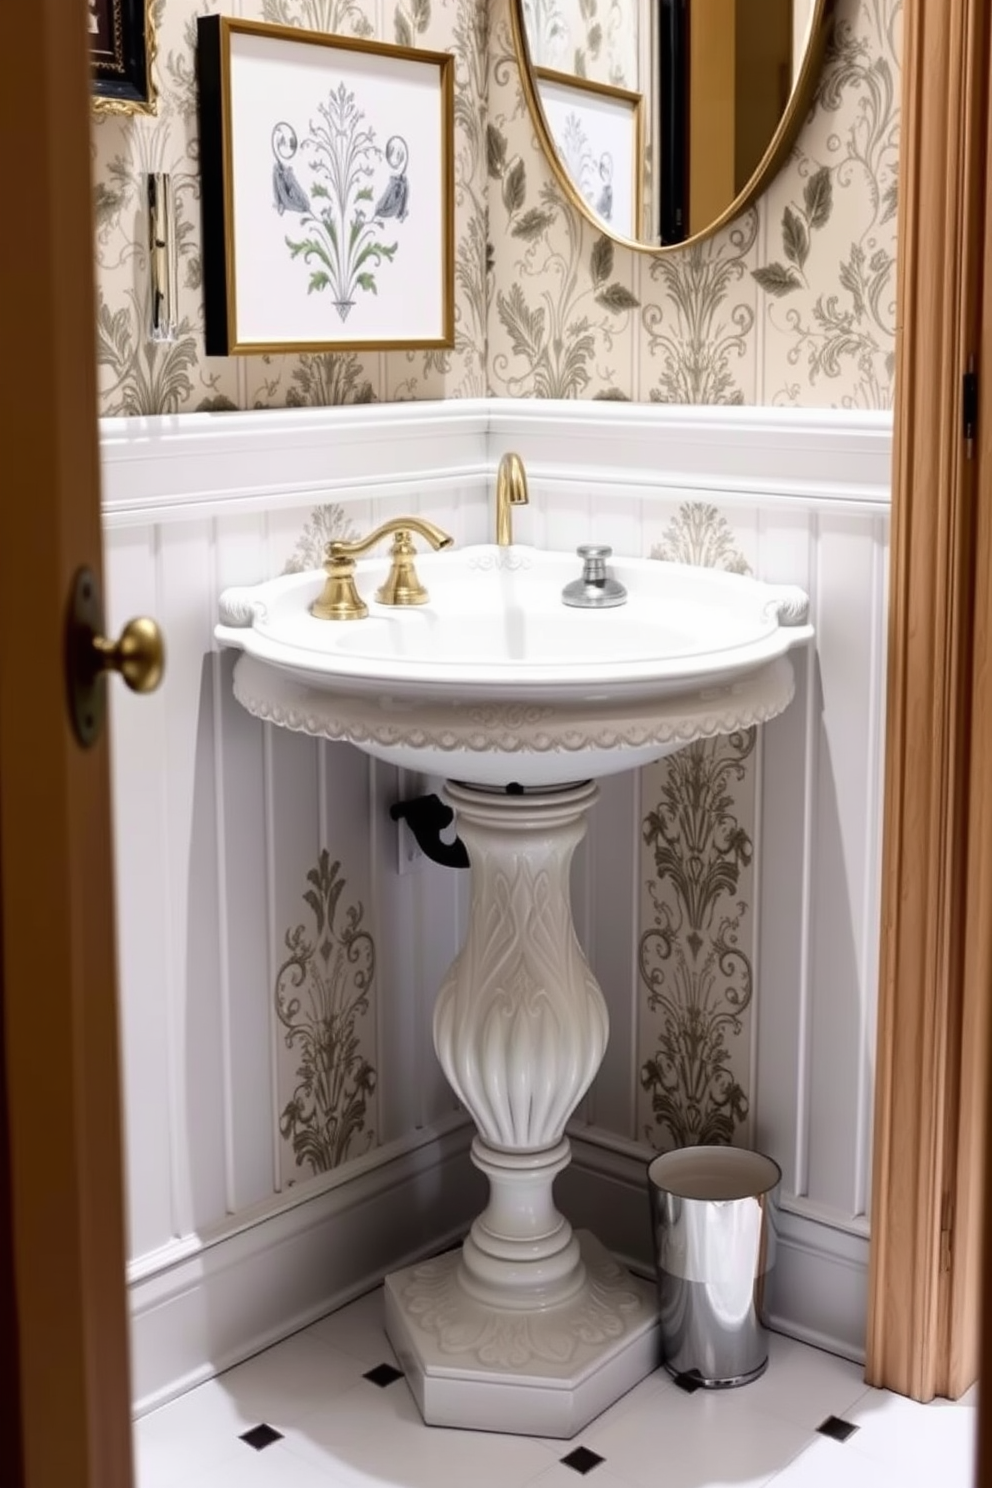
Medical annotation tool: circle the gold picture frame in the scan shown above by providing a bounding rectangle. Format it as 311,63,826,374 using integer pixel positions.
196,16,455,355
534,68,645,242
90,0,157,117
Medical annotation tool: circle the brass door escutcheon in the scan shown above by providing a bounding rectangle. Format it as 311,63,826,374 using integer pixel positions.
66,567,166,747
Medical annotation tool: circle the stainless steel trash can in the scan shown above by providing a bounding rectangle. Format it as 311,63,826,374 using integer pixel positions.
647,1145,780,1388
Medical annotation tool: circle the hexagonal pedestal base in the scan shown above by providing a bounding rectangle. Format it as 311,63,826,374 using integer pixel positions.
384,1231,661,1439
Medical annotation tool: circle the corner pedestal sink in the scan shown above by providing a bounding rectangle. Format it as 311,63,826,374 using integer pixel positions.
217,544,811,1437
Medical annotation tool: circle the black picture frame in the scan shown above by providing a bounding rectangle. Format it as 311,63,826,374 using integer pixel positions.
657,0,689,245
90,0,156,115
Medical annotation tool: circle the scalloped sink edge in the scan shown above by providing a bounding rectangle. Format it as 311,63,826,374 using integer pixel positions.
217,544,812,788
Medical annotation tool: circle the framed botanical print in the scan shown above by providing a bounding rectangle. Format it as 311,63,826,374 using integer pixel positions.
196,16,455,355
535,68,644,242
90,0,156,115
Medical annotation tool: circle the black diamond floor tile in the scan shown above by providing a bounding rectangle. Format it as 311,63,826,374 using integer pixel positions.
239,1423,284,1451
363,1361,405,1387
561,1445,605,1475
817,1414,860,1443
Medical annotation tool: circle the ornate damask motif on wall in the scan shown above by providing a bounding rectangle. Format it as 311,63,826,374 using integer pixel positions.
274,848,378,1180
282,503,359,573
521,0,635,86
92,0,899,412
637,503,756,1151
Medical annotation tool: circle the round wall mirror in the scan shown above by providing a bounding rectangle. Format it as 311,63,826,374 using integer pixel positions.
511,0,833,252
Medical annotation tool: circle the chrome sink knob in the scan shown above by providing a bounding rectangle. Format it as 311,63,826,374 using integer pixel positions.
562,545,628,608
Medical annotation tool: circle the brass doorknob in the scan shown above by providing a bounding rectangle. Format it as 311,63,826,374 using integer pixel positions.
92,613,165,693
92,616,166,694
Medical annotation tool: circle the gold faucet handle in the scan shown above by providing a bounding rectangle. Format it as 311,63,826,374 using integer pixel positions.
375,528,431,607
311,516,454,620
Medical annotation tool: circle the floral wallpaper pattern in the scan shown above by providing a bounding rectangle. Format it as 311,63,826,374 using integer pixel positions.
487,0,901,405
639,730,755,1148
91,0,489,413
637,505,757,1151
275,849,378,1180
283,503,360,572
92,0,901,413
520,0,636,86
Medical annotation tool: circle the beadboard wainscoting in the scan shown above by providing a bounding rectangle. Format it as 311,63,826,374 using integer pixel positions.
101,399,890,1411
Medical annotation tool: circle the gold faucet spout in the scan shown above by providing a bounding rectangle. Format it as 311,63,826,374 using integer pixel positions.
329,516,454,563
495,452,529,546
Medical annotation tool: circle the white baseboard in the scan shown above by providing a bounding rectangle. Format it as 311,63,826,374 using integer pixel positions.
129,1119,868,1416
563,1125,868,1364
130,1121,481,1416
766,1203,868,1363
558,1127,657,1279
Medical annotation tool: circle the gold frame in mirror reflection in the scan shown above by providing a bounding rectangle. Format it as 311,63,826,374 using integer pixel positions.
510,0,835,256
534,68,645,242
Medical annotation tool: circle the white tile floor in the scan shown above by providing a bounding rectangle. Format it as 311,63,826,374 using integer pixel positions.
135,1286,979,1488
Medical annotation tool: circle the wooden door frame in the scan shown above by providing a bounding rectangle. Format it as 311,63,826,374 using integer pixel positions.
866,0,991,1402
0,1,134,1484
972,300,992,1477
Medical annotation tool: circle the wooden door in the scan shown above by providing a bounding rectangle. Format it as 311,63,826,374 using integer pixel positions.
0,2,136,1484
867,0,991,1408
972,312,992,1482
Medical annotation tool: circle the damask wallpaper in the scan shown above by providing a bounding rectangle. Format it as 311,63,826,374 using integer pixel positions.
638,506,757,1151
488,0,901,404
521,0,637,86
92,0,900,414
92,0,489,413
275,849,378,1183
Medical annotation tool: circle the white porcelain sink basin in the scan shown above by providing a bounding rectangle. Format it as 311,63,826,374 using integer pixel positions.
217,544,811,787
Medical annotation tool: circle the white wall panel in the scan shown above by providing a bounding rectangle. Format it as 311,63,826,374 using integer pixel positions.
753,514,816,1195
584,770,641,1139
754,644,812,1194
100,400,891,1394
156,521,228,1237
266,724,321,1193
369,760,439,1145
590,493,642,559
856,520,888,1221
213,513,274,1214
106,527,175,1258
807,515,882,1216
411,853,469,1130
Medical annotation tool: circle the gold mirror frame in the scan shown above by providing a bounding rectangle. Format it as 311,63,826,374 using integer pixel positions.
509,0,836,255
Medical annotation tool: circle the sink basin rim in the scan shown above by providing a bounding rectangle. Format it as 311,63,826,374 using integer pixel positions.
216,545,812,703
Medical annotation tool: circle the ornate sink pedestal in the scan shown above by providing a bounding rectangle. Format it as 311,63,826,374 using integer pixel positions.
217,543,812,1437
383,779,658,1438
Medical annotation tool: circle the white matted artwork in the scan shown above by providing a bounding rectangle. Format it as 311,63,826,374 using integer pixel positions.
535,68,643,241
197,16,454,354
